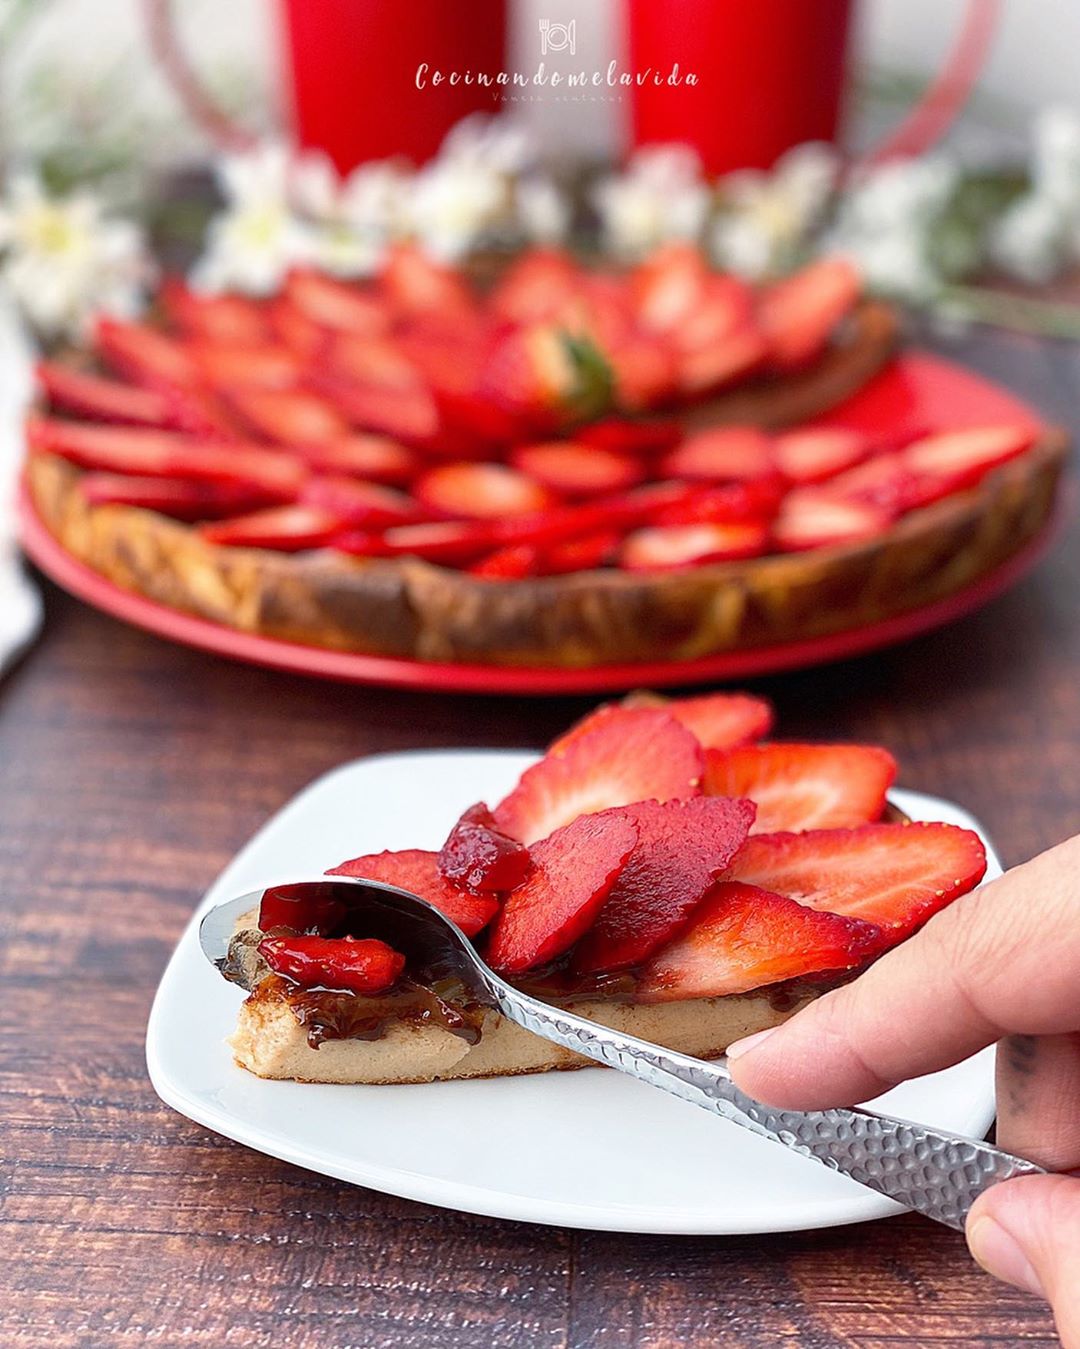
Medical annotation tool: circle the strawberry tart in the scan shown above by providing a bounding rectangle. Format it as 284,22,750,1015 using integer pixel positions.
23,244,1065,670
218,691,989,1084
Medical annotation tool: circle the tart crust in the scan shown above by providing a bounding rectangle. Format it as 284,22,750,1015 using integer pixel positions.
228,971,811,1084
26,427,1068,670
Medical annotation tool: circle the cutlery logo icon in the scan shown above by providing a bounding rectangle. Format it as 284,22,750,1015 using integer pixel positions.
539,18,576,55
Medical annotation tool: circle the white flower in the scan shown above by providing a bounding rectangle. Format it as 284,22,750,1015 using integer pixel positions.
289,151,409,278
711,142,837,279
822,155,957,302
191,141,317,295
439,115,536,175
990,194,1072,285
405,157,507,263
1029,106,1080,211
515,175,570,245
593,144,710,260
0,174,150,338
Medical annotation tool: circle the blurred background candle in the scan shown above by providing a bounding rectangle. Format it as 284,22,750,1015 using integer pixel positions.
627,0,855,173
280,0,508,171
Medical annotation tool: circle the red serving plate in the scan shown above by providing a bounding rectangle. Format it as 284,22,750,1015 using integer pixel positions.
18,352,1064,695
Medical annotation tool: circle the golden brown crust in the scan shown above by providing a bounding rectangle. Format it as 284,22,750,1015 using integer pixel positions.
227,979,810,1084
26,426,1069,669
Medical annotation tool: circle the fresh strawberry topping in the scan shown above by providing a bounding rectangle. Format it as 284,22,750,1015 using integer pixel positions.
36,362,175,429
485,809,639,972
901,424,1037,491
772,488,893,552
301,476,421,528
725,822,987,937
636,881,881,1002
494,706,704,846
509,442,644,497
438,802,534,893
81,474,276,521
200,504,343,551
415,462,554,520
294,433,418,485
704,743,897,832
661,428,775,483
574,796,756,972
327,848,499,937
620,520,769,570
285,269,390,335
468,543,541,580
652,691,775,750
758,257,861,368
258,934,405,995
160,280,269,345
228,387,351,447
772,427,870,485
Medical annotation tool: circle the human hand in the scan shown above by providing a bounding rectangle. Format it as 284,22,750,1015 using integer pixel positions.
726,834,1080,1347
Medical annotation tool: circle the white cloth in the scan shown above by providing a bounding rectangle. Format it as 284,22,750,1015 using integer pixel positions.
0,301,42,676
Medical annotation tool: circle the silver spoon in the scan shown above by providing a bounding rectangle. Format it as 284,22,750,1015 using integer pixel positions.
200,877,1043,1230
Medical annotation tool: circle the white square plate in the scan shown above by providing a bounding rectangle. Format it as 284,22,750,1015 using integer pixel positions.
147,750,999,1235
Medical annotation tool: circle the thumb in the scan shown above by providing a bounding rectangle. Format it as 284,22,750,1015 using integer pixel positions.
967,1175,1080,1345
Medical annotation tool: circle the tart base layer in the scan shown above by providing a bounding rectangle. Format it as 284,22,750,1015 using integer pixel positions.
228,980,810,1084
27,426,1068,670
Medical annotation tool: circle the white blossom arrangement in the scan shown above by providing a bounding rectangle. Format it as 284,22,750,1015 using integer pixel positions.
5,106,1080,341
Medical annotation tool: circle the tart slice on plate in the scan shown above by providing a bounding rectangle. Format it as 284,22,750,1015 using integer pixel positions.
217,692,987,1084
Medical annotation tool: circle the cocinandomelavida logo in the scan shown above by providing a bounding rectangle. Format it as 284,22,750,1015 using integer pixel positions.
538,18,576,56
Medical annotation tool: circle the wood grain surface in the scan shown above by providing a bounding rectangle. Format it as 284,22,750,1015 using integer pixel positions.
1,326,1076,1348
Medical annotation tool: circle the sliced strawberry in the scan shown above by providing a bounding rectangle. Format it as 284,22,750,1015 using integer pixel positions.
415,462,555,520
295,433,418,485
704,743,897,833
438,802,533,893
36,362,174,428
301,476,422,528
772,427,870,485
267,296,327,358
228,387,351,447
319,378,441,445
81,473,279,521
556,690,773,755
200,504,342,551
95,317,197,390
651,478,784,526
285,269,389,335
490,248,582,325
542,529,620,574
726,822,987,937
467,543,541,580
485,809,639,972
27,418,305,495
481,324,613,430
823,453,914,516
336,519,498,566
160,280,269,345
573,796,756,973
647,691,774,751
493,706,704,846
576,417,682,455
636,881,880,1003
661,428,775,483
758,257,861,369
632,244,711,333
773,488,893,552
191,342,304,391
621,520,769,571
676,274,756,352
607,336,680,410
327,847,499,936
901,425,1037,492
326,332,422,393
676,325,769,395
380,244,474,317
509,442,644,498
259,934,405,994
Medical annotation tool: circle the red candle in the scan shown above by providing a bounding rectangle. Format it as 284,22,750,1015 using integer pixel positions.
280,0,508,172
627,0,854,174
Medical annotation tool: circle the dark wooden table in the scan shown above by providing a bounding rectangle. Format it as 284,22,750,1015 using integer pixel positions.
2,326,1076,1348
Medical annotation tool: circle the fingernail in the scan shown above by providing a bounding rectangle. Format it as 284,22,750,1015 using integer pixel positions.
968,1216,1044,1297
726,1027,779,1061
